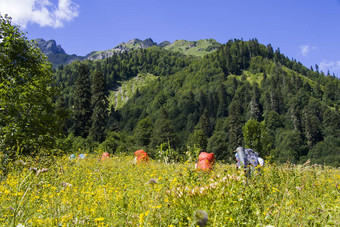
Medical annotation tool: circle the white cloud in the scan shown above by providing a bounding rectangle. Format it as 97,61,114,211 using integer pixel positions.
319,60,340,74
299,44,317,57
319,60,334,71
336,61,340,70
0,0,79,28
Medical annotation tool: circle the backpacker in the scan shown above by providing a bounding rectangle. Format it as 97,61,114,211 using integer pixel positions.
235,147,260,177
196,152,215,171
245,148,259,167
134,150,149,164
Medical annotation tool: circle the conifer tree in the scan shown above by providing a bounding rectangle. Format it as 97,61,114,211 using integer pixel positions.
199,91,207,114
217,84,228,118
207,130,228,160
55,97,70,136
322,109,340,139
73,64,92,138
197,110,212,137
187,129,208,150
305,112,322,150
269,88,282,114
276,129,305,164
266,111,283,131
249,84,261,120
150,108,177,148
89,70,108,142
207,92,217,117
323,78,339,103
228,99,244,153
134,117,153,147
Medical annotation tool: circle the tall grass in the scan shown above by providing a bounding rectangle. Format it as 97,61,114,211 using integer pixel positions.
0,153,339,226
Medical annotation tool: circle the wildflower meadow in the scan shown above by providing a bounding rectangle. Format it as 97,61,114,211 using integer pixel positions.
0,152,339,226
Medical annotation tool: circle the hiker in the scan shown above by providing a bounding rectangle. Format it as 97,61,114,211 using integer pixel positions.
195,150,215,171
78,154,86,159
134,150,149,165
101,152,110,160
235,147,261,176
69,154,76,160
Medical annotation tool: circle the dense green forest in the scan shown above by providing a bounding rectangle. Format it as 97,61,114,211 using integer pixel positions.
1,14,339,169
54,39,340,166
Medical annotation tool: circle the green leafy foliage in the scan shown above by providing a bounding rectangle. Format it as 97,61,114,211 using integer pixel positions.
308,136,340,167
207,130,228,160
150,109,177,152
187,129,208,150
98,131,133,154
275,129,306,164
243,119,271,157
133,116,153,148
0,14,60,153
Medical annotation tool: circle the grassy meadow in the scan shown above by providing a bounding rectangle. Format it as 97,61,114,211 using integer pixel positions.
0,152,339,226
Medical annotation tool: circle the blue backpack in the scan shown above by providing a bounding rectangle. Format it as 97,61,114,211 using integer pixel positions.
235,148,259,167
245,149,259,167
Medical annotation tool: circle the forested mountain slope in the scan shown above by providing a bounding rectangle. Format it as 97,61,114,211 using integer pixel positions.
55,39,340,167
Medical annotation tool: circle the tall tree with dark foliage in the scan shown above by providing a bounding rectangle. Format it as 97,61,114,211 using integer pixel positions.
89,70,109,142
73,64,92,138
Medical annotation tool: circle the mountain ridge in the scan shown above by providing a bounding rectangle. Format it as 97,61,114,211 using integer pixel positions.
34,38,85,67
34,38,221,66
34,38,66,55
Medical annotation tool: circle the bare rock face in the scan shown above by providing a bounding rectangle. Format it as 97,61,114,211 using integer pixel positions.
127,38,142,45
141,38,157,48
126,38,156,48
34,38,66,55
33,38,85,67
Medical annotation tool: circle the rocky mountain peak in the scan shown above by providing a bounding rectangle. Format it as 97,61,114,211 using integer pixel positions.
141,38,157,48
34,38,66,55
125,38,157,48
127,38,142,45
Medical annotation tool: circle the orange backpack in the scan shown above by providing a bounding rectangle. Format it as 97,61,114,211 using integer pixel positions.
196,152,215,171
135,150,149,164
101,152,110,160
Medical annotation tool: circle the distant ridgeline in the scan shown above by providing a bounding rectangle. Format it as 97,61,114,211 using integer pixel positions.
34,38,221,67
52,38,339,167
34,38,85,67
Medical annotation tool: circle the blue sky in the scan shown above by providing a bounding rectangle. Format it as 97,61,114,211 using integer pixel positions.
1,0,340,76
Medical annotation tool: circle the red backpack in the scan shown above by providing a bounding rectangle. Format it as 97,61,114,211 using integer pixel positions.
196,152,215,171
101,152,110,160
135,150,149,164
